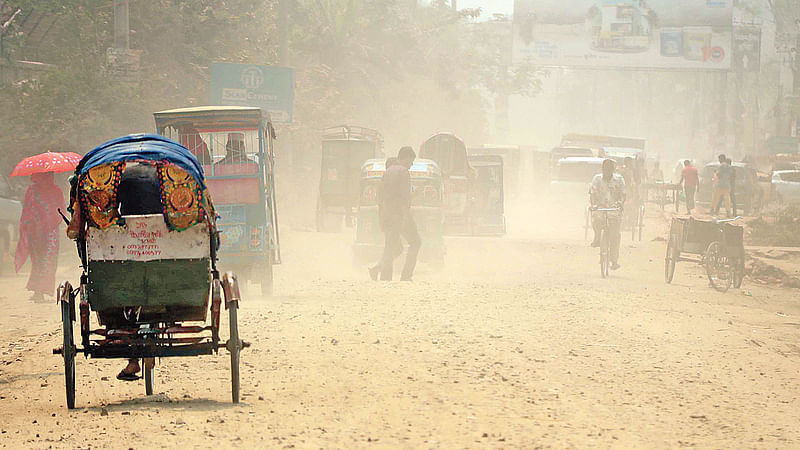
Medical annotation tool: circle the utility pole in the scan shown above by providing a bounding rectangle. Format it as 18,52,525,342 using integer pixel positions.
113,0,130,50
278,0,289,65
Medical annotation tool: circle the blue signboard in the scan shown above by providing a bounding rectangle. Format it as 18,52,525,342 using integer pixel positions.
210,62,295,122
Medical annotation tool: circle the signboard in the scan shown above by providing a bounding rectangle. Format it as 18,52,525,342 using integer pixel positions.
87,215,210,262
106,48,142,81
733,25,761,72
513,0,733,70
210,62,295,122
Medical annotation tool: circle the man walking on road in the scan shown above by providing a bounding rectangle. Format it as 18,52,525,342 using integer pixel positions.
679,160,699,214
711,154,732,217
370,147,421,281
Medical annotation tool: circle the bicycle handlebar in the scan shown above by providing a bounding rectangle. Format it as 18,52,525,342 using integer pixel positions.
714,216,743,224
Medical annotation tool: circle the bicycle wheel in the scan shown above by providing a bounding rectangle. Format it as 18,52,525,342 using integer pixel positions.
229,305,241,404
600,229,609,278
61,297,76,409
705,241,732,293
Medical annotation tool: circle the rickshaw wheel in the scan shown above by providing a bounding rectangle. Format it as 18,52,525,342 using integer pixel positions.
665,237,677,284
229,305,241,404
60,291,76,409
144,358,155,396
705,241,732,293
599,230,610,278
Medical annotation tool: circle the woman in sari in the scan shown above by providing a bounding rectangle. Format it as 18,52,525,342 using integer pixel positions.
15,172,65,302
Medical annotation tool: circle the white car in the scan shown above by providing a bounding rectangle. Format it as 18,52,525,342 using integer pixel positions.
772,170,800,204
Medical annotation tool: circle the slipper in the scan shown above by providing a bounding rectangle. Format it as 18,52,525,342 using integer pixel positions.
116,370,141,381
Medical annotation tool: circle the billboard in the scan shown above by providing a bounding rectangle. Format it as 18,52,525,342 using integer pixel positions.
513,0,733,70
210,62,295,122
732,25,761,72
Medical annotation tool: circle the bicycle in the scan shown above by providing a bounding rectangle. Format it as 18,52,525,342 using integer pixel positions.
592,207,622,278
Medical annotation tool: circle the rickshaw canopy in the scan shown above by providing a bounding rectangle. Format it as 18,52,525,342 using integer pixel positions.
153,106,269,131
77,134,205,189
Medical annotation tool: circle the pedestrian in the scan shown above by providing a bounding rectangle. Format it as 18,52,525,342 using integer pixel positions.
710,154,732,217
14,171,65,302
368,157,402,280
727,158,737,217
370,147,421,281
679,159,699,214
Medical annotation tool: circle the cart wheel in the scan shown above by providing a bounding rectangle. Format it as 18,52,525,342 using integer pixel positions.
599,229,610,278
144,358,155,396
229,305,241,403
260,261,273,297
664,237,677,284
705,241,732,293
59,288,76,409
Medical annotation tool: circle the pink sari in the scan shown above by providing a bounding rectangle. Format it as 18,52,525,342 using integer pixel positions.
15,172,65,295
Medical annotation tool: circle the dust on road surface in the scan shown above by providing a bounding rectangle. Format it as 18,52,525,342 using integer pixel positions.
2,209,800,449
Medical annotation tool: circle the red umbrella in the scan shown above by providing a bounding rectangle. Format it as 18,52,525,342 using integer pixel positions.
10,151,82,177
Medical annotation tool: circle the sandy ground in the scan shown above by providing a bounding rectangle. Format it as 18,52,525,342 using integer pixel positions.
2,202,800,449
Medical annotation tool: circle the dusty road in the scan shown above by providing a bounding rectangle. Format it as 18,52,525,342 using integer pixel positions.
2,207,800,448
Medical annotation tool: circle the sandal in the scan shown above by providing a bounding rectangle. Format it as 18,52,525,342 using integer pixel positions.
116,370,141,381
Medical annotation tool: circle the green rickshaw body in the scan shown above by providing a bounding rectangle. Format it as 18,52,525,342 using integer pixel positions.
317,126,383,230
353,158,445,263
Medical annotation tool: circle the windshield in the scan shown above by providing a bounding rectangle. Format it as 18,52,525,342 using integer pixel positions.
557,163,601,183
161,126,261,169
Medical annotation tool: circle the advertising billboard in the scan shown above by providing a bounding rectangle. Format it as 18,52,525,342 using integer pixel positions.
210,62,295,122
513,0,733,70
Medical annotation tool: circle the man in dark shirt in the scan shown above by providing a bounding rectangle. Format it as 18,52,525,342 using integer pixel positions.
373,147,421,281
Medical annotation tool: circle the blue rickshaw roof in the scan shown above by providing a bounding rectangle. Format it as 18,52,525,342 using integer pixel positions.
77,134,205,188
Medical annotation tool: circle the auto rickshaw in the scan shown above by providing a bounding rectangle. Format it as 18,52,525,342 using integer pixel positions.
317,125,383,231
468,144,520,196
467,154,506,235
419,132,474,234
153,106,280,295
353,158,445,266
56,134,247,409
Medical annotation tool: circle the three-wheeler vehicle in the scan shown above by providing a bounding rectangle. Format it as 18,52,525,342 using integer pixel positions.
419,132,475,235
353,158,445,266
665,216,745,292
467,154,506,235
56,134,248,409
153,106,280,295
317,125,383,231
468,144,520,196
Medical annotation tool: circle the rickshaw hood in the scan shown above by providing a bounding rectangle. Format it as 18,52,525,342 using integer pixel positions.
76,134,206,189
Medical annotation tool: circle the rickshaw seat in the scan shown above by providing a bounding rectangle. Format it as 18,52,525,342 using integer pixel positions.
85,214,211,324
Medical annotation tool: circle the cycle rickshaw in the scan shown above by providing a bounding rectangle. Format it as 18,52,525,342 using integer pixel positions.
55,134,248,409
664,216,745,292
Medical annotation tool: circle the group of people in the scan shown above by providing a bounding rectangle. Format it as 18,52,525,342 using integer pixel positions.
677,154,736,217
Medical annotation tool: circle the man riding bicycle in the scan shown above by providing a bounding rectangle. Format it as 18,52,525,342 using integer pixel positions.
589,159,626,270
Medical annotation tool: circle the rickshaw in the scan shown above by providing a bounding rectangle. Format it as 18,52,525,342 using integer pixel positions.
468,144,520,196
353,158,445,266
55,134,247,409
419,132,474,235
466,154,506,235
665,216,745,292
317,125,383,231
153,106,280,295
